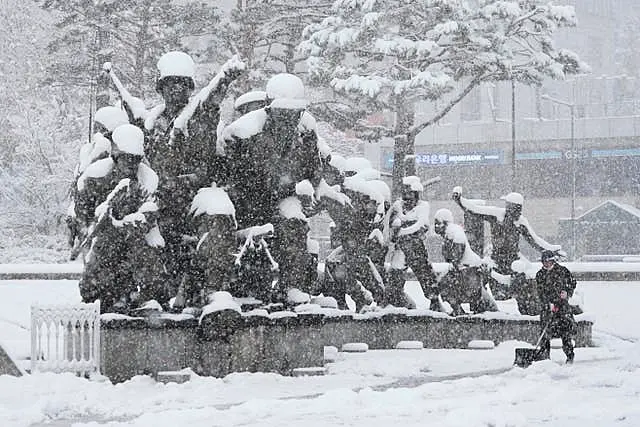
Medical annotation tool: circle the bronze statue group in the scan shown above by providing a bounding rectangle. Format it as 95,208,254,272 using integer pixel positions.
66,51,579,362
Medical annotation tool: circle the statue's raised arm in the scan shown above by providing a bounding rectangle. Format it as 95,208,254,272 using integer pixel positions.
102,62,148,128
516,215,562,254
451,186,502,223
171,55,246,143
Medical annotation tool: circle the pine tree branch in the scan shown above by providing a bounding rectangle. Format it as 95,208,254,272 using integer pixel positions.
408,74,484,139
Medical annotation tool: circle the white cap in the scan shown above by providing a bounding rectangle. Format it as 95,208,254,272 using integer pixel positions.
343,177,384,205
112,124,145,156
94,106,129,131
434,208,454,223
266,73,308,109
157,51,195,79
234,90,267,110
368,180,391,203
500,192,524,205
402,176,423,192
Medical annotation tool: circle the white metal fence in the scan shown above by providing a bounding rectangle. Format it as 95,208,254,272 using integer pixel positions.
30,301,100,376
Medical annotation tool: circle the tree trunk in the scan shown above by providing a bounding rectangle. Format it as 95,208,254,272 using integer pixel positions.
94,29,112,110
133,1,152,95
391,99,415,198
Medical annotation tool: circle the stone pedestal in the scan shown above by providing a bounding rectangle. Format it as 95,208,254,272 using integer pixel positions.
100,312,593,383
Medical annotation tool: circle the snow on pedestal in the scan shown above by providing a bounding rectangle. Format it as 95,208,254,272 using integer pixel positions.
468,340,496,350
133,299,162,312
310,296,338,309
342,342,369,353
269,311,297,319
287,288,311,305
293,303,323,314
199,292,241,324
395,340,424,350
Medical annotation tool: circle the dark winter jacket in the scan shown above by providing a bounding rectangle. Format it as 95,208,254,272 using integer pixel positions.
536,262,576,318
143,71,238,207
222,109,323,228
442,237,466,268
75,158,160,237
144,103,224,195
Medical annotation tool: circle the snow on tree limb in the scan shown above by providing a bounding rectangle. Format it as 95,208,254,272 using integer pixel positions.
300,0,588,140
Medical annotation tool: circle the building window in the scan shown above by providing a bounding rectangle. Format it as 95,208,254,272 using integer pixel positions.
461,86,481,122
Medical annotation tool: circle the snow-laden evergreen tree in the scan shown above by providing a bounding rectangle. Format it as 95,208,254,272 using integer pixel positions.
300,0,589,194
0,0,83,244
39,0,223,99
212,0,333,96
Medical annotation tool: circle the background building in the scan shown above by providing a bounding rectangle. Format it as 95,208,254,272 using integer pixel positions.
364,0,640,259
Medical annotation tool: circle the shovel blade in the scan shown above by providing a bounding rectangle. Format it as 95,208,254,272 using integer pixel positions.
514,348,545,368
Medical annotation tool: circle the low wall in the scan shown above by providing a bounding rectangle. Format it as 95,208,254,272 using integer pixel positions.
100,312,326,383
100,311,593,383
2,262,638,281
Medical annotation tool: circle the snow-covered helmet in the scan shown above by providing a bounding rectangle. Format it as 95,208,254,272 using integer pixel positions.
434,208,454,224
265,73,308,110
402,175,424,194
156,51,195,92
501,191,524,218
368,180,391,204
94,106,129,132
234,90,267,111
343,176,385,222
111,124,145,157
434,208,453,235
500,192,524,205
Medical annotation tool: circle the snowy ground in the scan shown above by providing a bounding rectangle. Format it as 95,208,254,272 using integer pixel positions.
0,280,638,427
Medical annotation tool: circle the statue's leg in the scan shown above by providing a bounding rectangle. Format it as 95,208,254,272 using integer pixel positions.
131,240,171,307
271,216,311,302
399,236,438,307
80,235,124,313
191,214,237,301
386,249,411,308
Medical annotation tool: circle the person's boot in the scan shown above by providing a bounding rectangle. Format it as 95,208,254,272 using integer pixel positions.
565,346,575,364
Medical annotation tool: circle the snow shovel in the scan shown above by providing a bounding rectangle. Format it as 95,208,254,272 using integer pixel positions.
514,320,551,368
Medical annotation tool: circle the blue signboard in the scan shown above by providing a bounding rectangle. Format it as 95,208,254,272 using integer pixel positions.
515,151,563,160
383,150,504,170
383,147,640,170
591,148,640,157
515,147,640,161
